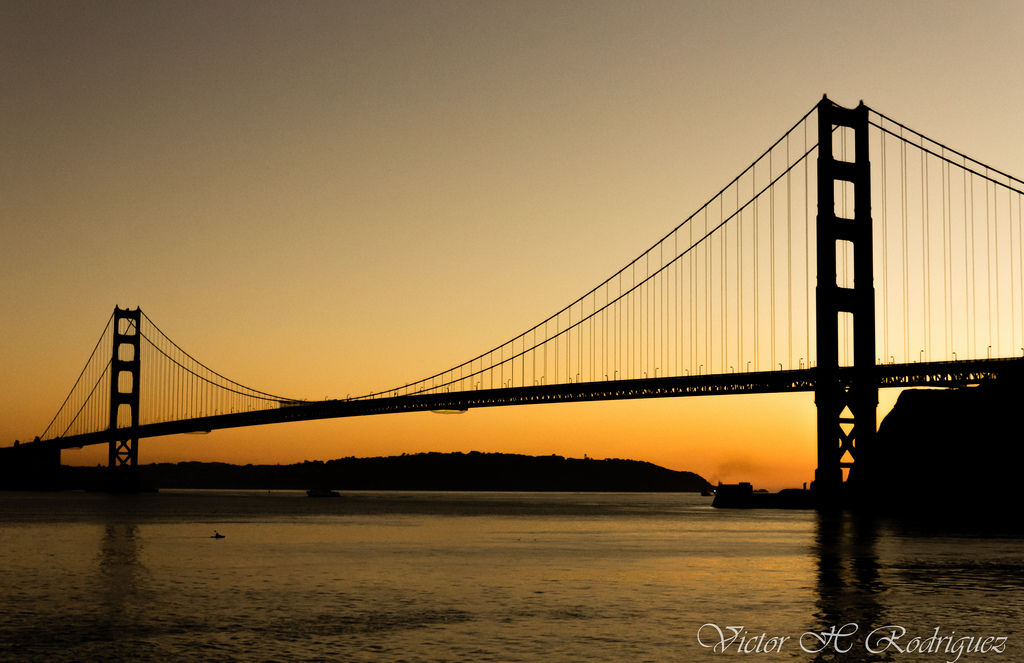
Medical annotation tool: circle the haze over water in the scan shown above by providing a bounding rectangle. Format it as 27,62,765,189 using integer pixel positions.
1,490,1020,662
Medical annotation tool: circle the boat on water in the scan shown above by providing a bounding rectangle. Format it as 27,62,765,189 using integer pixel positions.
306,488,341,498
711,482,813,509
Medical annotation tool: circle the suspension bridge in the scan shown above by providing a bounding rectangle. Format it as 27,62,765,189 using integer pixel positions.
4,95,1024,498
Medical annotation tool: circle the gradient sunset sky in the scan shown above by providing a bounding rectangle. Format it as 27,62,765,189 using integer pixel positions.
3,1,1023,490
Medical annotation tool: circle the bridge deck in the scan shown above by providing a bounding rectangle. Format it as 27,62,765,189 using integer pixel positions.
5,358,1018,453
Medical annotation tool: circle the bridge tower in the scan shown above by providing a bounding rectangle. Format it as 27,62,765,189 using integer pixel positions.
814,97,877,503
107,307,141,492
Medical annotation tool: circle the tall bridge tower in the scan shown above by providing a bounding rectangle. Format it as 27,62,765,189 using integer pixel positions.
814,97,877,501
108,307,141,492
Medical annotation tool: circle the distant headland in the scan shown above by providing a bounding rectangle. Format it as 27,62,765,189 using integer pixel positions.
59,451,714,493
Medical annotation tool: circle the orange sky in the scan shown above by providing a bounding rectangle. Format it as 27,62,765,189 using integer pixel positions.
3,1,1023,491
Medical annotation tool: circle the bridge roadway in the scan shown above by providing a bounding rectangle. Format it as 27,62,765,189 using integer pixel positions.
5,357,1017,454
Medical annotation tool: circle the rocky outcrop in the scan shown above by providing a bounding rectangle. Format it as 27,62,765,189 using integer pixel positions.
851,370,1023,513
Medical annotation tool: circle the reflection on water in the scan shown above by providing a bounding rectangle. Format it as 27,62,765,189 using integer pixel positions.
97,522,148,647
807,511,1022,663
0,491,1020,662
810,512,892,662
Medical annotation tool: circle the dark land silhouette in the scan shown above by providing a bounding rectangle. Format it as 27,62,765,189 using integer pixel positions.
57,451,714,493
714,367,1024,513
850,374,1024,513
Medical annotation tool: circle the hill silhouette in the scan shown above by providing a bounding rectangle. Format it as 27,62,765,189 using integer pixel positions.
61,451,713,492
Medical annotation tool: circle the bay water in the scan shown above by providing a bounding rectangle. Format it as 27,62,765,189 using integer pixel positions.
0,490,1020,662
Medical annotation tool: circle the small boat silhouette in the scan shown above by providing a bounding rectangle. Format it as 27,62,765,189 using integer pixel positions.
211,531,225,539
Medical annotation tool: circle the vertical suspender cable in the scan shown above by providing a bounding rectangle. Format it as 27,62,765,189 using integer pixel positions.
986,177,992,353
770,149,776,369
737,183,742,370
902,138,910,361
970,174,977,358
1018,194,1023,351
923,148,929,360
993,172,1000,355
923,148,930,361
965,167,971,357
721,198,726,371
738,192,743,369
1019,195,1023,350
1009,183,1016,354
942,157,949,359
694,213,698,373
705,207,710,372
881,124,889,363
805,119,810,366
753,164,759,369
787,135,793,369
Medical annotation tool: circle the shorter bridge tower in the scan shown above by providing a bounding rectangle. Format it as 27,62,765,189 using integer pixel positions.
108,307,141,492
814,97,878,503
